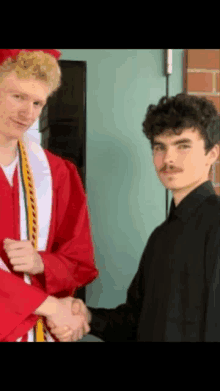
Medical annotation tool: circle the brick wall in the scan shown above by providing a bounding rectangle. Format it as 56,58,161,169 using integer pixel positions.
184,49,220,195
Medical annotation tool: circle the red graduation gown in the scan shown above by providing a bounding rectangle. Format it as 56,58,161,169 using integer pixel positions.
0,149,99,342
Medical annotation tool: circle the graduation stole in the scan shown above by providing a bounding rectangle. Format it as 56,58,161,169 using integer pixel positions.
18,140,45,342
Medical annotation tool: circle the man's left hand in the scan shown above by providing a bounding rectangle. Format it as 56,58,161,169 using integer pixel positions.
3,238,44,275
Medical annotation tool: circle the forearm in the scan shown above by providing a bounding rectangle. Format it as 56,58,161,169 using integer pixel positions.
38,251,98,296
86,304,139,342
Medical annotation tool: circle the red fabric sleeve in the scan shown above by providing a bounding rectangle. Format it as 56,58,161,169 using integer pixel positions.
0,269,48,341
31,150,99,298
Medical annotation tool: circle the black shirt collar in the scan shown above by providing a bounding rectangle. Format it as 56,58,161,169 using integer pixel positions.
167,181,217,223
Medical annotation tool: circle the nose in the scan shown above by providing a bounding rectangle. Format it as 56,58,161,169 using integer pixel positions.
19,102,35,119
161,149,177,170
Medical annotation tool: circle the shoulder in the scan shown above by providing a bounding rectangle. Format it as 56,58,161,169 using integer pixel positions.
44,149,75,171
43,149,83,192
203,194,220,221
43,149,79,177
203,194,220,238
145,223,165,249
205,192,220,206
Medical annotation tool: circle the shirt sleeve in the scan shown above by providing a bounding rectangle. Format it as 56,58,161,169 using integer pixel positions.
204,218,220,341
32,152,99,298
86,244,147,342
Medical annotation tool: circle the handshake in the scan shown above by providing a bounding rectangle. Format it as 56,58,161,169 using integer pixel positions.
44,297,92,342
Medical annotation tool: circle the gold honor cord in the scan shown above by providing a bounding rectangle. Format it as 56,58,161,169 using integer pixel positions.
18,140,45,342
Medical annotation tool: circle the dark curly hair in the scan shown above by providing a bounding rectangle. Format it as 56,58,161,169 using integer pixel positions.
142,93,220,157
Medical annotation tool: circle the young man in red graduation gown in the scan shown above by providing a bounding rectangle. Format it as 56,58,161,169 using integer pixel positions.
0,49,98,342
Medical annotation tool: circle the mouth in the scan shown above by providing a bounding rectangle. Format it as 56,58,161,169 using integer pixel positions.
163,171,180,175
11,119,28,127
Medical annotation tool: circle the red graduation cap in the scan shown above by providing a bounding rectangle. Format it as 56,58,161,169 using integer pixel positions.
0,49,62,65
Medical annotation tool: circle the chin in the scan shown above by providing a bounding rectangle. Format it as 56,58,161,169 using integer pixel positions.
160,178,182,191
163,183,177,191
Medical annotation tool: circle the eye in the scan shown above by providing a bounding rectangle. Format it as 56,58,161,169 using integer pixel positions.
154,145,190,151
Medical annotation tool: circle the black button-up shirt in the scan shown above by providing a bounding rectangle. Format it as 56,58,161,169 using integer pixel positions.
88,180,220,341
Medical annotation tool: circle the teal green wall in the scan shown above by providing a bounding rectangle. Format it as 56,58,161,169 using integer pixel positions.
59,49,184,341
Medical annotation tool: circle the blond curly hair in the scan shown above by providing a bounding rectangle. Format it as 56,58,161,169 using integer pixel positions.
0,50,62,98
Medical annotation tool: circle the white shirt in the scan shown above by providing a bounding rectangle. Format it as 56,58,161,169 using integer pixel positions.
0,139,54,342
0,155,18,186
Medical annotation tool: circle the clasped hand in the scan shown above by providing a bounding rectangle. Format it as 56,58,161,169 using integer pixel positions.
3,238,44,275
46,297,90,342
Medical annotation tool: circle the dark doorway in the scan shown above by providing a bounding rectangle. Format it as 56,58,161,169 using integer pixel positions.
39,60,87,302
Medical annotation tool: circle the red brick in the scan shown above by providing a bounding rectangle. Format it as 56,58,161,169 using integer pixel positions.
197,95,220,112
183,50,188,92
216,73,220,92
187,49,220,70
187,72,213,92
215,162,220,183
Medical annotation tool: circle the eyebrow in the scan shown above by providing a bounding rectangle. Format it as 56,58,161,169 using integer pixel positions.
153,138,193,147
8,89,46,105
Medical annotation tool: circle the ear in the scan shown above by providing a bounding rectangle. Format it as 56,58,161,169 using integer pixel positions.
209,144,220,165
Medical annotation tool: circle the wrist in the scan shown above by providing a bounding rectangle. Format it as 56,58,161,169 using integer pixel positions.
34,296,59,317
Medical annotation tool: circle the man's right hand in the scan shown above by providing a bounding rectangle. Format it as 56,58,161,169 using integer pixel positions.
71,298,92,325
46,298,91,342
45,299,90,342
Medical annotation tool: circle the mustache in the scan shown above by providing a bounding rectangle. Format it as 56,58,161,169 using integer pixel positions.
161,166,182,172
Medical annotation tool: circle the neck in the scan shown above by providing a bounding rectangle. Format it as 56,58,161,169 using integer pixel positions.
172,178,209,207
0,135,19,165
